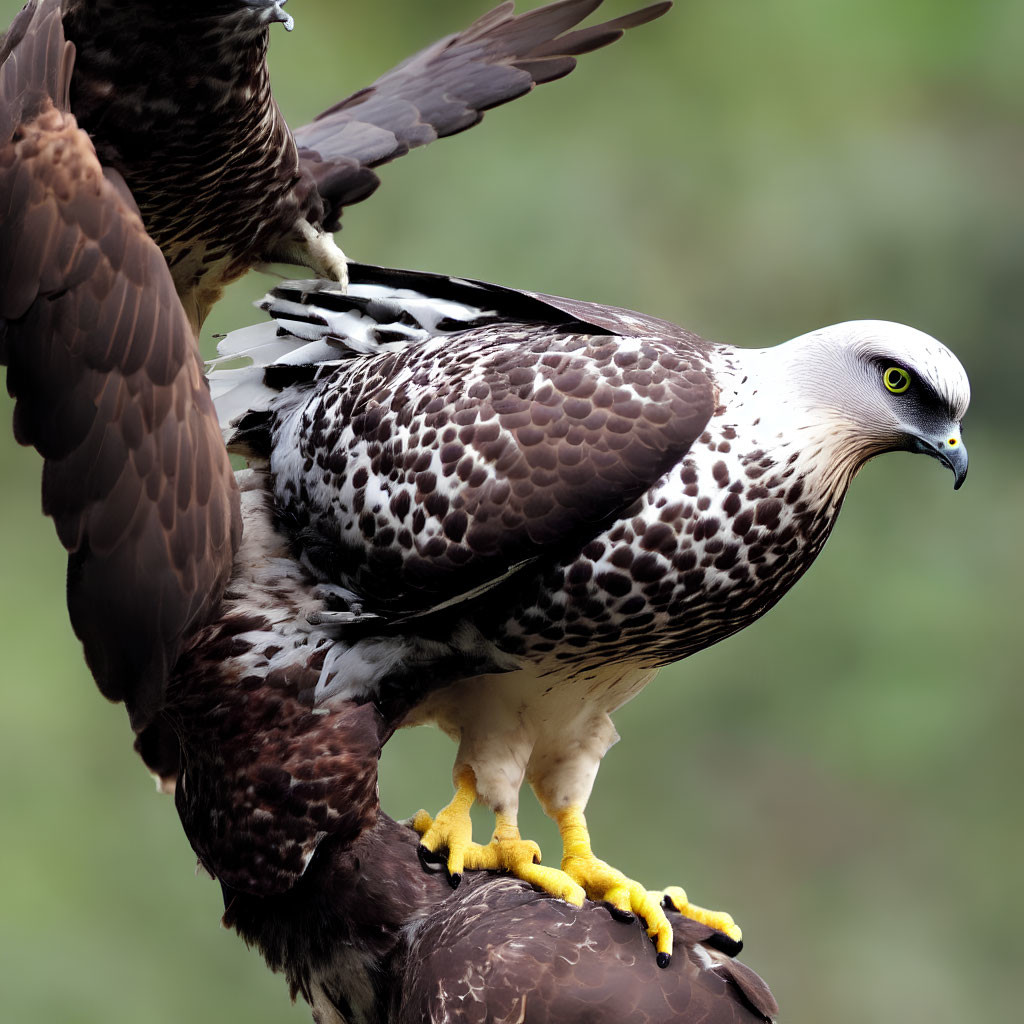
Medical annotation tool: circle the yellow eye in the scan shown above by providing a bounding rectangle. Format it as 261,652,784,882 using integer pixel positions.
883,366,911,394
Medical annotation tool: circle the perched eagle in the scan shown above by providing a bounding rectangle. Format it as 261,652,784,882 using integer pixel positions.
2,1,784,1020
199,265,969,970
59,0,670,329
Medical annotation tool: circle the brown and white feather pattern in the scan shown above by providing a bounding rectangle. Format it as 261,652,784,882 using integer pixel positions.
214,270,854,700
62,0,312,328
146,474,388,895
212,266,968,825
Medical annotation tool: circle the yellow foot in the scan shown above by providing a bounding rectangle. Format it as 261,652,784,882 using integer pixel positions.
463,819,586,905
654,885,743,952
557,807,742,967
412,769,477,884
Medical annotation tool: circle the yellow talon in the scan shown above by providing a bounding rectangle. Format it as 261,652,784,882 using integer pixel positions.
413,767,478,880
412,774,588,904
657,885,743,943
463,814,587,905
410,809,435,834
554,806,742,965
413,780,743,967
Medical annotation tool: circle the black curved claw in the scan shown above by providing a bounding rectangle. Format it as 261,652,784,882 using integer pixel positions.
656,951,672,969
706,932,743,957
417,843,443,871
417,843,461,887
605,903,636,923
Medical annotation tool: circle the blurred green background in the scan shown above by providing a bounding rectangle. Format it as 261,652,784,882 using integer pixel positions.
1,0,1021,1021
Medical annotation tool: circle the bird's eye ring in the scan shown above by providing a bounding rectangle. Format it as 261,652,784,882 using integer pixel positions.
883,366,911,394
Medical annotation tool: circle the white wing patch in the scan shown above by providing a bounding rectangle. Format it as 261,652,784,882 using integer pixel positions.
208,279,499,437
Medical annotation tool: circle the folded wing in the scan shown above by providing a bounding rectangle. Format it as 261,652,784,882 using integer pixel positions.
0,0,240,730
215,266,714,616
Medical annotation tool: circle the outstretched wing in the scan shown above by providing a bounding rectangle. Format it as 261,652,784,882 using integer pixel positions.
215,268,715,616
0,0,240,730
295,0,672,229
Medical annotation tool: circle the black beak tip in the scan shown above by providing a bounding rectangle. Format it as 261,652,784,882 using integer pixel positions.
950,451,968,490
939,437,968,491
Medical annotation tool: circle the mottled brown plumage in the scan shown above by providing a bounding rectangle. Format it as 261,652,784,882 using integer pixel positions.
223,814,778,1024
0,0,240,730
60,0,671,328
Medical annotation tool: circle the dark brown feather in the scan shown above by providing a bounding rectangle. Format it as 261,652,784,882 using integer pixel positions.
169,625,388,895
0,0,241,729
56,1,669,325
297,0,672,229
222,813,778,1022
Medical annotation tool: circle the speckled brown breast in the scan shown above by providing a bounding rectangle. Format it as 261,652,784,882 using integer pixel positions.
486,419,841,671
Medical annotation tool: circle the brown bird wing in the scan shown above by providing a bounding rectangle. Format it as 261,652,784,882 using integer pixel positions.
222,814,779,1023
0,0,240,731
294,0,672,230
399,875,778,1023
242,268,716,617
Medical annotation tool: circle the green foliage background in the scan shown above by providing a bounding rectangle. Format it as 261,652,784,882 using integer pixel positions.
1,1,1021,1021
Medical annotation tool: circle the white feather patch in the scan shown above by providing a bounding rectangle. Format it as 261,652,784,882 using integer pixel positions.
207,280,497,436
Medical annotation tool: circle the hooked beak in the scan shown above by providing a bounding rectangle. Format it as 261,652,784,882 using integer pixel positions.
241,0,294,31
914,427,968,490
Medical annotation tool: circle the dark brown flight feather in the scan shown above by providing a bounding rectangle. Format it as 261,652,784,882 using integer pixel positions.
297,0,674,229
0,0,241,730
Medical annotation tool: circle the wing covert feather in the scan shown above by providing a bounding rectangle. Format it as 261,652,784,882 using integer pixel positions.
275,326,714,614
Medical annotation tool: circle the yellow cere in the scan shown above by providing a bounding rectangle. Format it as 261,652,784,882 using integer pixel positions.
883,366,911,393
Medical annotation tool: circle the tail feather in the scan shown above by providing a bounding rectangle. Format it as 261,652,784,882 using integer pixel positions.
209,275,501,440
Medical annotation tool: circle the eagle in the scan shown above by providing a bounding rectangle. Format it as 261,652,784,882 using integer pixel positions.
2,0,783,1019
200,263,969,970
59,0,670,330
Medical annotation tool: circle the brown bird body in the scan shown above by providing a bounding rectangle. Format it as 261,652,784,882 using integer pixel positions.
60,0,671,329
